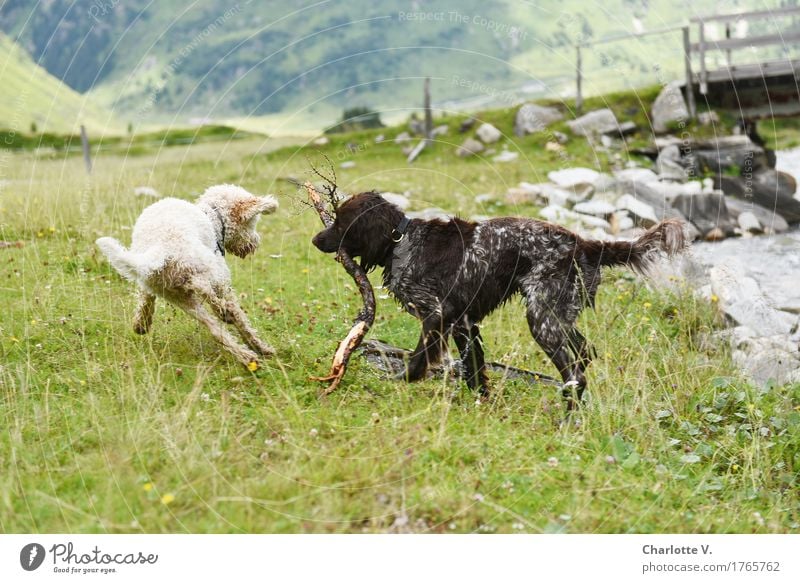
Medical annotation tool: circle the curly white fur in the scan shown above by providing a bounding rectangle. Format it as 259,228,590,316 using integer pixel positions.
97,184,278,368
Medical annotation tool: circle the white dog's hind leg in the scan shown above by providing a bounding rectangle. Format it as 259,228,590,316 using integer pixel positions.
176,298,260,367
133,291,156,335
221,292,276,357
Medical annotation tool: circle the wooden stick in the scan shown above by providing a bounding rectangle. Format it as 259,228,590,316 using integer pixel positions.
305,181,376,396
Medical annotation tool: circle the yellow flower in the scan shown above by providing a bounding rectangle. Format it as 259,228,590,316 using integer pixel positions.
643,302,652,308
263,297,272,305
710,294,719,303
247,361,259,372
160,493,175,505
641,316,650,322
142,482,153,492
10,336,19,343
301,268,310,274
30,319,37,326
48,226,56,233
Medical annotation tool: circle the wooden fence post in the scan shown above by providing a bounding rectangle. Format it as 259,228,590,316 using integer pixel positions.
683,26,697,120
576,44,583,115
80,125,92,174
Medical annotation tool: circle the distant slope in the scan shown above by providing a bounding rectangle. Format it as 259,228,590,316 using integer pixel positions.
0,0,771,130
0,33,121,134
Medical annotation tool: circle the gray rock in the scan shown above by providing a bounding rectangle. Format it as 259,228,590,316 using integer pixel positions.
395,132,412,144
698,111,720,126
548,167,600,188
407,207,452,220
710,263,796,336
459,118,476,133
514,103,564,136
732,335,800,387
651,81,689,133
456,137,485,157
567,108,619,137
616,194,659,227
492,150,519,163
431,124,449,137
474,193,495,204
573,200,616,217
737,211,762,234
672,191,736,237
655,144,688,182
724,196,789,233
552,131,569,144
614,167,659,186
381,192,411,210
606,120,637,137
476,123,502,144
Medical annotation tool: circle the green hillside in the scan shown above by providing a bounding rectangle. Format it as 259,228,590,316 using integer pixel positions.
0,33,121,135
0,0,780,132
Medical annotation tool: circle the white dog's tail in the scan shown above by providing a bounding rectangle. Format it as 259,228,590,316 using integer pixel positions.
96,237,159,282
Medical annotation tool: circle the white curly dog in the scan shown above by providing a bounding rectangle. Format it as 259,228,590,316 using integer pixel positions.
97,184,278,368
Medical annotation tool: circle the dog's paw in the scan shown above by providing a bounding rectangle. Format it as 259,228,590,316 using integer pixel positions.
254,342,276,357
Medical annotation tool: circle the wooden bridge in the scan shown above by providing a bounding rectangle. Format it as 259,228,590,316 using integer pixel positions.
575,6,800,120
686,6,800,119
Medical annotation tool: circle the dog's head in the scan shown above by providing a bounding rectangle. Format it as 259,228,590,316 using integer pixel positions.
198,184,278,258
312,191,405,271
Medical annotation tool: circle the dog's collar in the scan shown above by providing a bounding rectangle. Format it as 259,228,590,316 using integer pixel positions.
211,207,226,256
391,216,411,243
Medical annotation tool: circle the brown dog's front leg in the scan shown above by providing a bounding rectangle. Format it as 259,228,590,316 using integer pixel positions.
453,323,489,396
398,319,446,382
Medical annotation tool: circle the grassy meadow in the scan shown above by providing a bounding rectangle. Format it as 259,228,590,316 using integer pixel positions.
1,100,799,534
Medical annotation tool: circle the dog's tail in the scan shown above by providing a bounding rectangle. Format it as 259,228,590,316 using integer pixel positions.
96,237,161,282
581,220,688,274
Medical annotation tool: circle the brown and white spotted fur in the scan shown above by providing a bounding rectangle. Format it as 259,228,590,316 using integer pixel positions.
312,191,687,409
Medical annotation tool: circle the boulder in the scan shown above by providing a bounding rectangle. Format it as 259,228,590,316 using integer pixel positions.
655,144,688,182
573,200,616,217
492,150,519,163
431,125,449,137
548,167,600,188
607,120,637,137
688,136,770,178
476,123,502,144
651,81,689,133
395,132,412,143
381,192,411,210
723,195,789,233
615,194,659,227
514,103,564,136
459,118,476,133
567,108,619,137
737,211,762,234
750,170,800,223
671,191,736,238
717,170,800,223
134,186,160,198
506,183,543,205
710,263,796,336
732,336,800,387
456,138,485,157
614,167,659,186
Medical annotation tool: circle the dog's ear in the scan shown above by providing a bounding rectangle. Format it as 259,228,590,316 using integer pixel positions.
232,195,278,223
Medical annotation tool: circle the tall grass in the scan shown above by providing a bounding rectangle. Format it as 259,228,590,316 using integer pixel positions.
0,116,797,533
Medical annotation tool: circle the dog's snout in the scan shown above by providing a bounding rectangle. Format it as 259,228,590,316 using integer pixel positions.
312,229,337,253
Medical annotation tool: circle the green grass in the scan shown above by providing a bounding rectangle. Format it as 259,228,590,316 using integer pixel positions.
0,104,798,533
0,33,120,135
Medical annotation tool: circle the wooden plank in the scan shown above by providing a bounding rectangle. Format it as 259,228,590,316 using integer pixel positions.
693,58,800,83
691,30,800,53
690,6,800,24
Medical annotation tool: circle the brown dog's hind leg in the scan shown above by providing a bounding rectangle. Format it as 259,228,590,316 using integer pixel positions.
525,300,587,411
132,291,156,335
453,321,489,396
